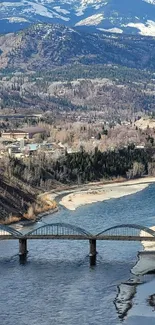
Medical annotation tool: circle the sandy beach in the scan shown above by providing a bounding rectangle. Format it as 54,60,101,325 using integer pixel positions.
59,177,155,211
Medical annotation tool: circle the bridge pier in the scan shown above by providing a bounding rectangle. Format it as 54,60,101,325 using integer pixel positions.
19,238,27,257
89,239,97,266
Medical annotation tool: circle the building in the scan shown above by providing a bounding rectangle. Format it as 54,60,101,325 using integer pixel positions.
1,126,46,141
8,146,24,158
1,130,29,140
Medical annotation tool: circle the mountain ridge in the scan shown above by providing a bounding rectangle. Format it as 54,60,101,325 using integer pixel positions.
1,23,155,72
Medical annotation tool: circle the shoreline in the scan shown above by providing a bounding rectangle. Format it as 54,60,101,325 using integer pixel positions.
58,177,155,211
11,176,155,226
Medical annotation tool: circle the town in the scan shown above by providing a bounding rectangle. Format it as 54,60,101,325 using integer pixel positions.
0,114,155,161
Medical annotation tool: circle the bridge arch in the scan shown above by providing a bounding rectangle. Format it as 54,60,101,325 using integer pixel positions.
96,224,155,237
0,224,22,237
26,223,92,237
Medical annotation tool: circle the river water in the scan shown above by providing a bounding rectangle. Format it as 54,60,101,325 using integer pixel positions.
1,184,155,325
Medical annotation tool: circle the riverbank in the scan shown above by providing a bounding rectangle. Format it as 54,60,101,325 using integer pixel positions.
141,226,155,251
58,177,155,211
132,224,155,275
11,176,155,225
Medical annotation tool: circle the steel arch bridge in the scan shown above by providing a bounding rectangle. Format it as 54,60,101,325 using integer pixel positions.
0,222,155,240
0,222,155,265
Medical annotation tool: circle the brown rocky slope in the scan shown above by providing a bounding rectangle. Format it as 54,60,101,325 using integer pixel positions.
0,174,57,224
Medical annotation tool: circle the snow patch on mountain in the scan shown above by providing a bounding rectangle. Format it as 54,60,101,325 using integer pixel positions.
75,13,104,26
23,2,54,18
125,20,155,36
143,0,155,4
98,27,123,34
24,1,70,21
75,8,85,16
4,17,29,23
0,1,70,21
53,6,70,15
81,0,102,5
94,4,101,9
0,2,21,8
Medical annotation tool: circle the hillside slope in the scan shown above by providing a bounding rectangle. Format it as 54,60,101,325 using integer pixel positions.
1,24,155,71
0,174,36,223
0,172,58,224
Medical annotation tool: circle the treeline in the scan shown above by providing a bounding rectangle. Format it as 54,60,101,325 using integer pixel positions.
51,146,152,183
5,145,153,189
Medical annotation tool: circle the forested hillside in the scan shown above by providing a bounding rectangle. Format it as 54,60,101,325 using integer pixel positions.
1,24,155,71
1,63,155,120
7,145,155,186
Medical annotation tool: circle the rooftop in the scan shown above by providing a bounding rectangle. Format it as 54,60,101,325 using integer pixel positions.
2,130,28,134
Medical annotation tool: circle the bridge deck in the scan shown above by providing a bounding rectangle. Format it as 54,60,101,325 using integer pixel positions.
1,235,155,241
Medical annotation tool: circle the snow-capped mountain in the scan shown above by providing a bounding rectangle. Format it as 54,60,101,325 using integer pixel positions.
1,0,155,36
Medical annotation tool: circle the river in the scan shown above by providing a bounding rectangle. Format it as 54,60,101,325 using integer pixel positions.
1,184,155,324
